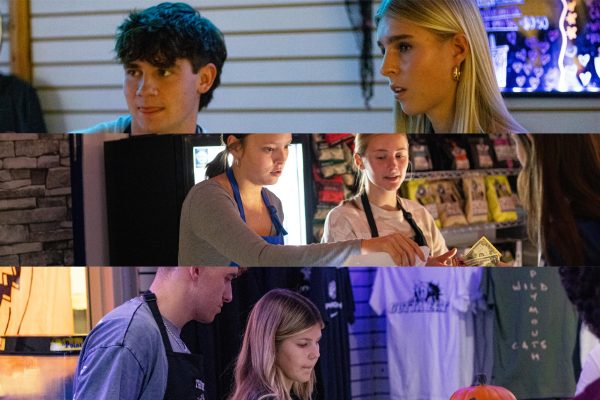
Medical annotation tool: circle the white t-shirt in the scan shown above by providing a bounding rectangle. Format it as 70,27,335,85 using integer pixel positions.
322,197,448,257
369,268,481,400
577,343,600,395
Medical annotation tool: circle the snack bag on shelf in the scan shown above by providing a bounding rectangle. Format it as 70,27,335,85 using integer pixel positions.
403,179,441,228
443,137,470,170
432,180,468,227
312,204,337,242
467,136,495,169
463,175,489,224
409,137,434,171
313,223,325,242
316,145,345,163
489,133,519,169
320,162,349,178
321,133,354,146
485,175,518,222
313,135,354,179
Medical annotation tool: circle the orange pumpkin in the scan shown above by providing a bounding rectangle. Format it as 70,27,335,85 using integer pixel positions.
450,375,517,400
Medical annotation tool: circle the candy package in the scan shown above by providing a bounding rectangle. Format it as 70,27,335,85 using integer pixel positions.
489,133,519,169
467,135,495,169
485,175,518,222
403,179,441,228
321,133,354,146
409,137,434,171
463,175,489,224
432,180,468,227
442,137,470,170
320,162,349,178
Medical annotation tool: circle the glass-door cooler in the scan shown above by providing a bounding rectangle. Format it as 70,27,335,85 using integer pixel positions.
0,335,84,400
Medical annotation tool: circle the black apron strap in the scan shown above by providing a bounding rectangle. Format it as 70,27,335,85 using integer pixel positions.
397,197,428,247
361,192,428,247
361,192,380,238
142,291,174,353
143,292,205,400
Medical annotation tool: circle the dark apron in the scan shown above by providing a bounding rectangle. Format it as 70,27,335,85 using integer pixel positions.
143,292,206,400
360,192,427,246
226,168,287,261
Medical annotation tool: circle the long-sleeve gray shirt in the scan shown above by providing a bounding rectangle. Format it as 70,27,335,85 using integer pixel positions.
178,179,361,266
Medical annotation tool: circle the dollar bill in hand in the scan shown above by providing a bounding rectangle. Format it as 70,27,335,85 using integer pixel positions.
463,236,502,266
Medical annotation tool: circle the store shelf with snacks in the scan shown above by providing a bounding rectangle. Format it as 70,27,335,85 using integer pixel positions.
440,218,526,247
408,167,520,181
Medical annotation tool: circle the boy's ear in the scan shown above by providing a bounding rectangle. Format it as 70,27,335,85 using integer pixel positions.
197,63,217,94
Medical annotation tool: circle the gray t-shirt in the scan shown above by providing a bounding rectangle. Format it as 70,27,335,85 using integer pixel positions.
178,179,361,266
73,297,187,400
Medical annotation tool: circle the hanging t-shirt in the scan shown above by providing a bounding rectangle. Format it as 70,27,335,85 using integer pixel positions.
370,268,481,400
298,267,354,400
483,268,578,398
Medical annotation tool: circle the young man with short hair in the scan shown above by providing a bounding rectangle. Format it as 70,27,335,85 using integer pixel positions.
79,2,227,134
73,267,238,400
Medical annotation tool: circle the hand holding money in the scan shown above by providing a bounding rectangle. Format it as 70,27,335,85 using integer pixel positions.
462,236,502,266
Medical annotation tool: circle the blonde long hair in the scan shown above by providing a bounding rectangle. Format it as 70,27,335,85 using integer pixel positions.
229,289,324,400
515,134,600,266
376,0,525,133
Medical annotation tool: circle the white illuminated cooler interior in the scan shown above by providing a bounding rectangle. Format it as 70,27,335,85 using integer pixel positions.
192,144,307,245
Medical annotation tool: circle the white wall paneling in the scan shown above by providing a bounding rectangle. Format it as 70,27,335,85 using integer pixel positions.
0,0,10,74
1,0,595,132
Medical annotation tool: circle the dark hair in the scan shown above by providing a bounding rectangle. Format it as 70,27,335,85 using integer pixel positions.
516,134,600,266
205,134,250,179
559,267,600,338
115,2,227,110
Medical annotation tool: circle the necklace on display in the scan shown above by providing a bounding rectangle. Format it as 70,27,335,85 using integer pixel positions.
163,322,188,353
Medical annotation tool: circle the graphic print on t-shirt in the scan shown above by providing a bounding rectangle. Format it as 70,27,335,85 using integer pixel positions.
390,280,449,314
370,268,479,400
325,279,343,319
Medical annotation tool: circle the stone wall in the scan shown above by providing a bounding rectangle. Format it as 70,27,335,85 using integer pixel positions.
0,134,73,265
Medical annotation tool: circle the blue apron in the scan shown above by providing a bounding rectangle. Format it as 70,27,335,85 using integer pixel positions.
226,168,287,265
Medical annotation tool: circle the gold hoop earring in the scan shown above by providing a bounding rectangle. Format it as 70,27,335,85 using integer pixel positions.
452,66,461,82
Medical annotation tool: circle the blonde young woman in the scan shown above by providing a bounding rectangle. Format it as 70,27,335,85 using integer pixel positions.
376,0,525,133
323,134,456,266
179,134,425,266
229,289,323,400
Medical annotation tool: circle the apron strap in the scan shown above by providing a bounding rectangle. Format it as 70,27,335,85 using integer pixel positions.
226,168,246,222
361,192,380,238
397,197,428,247
142,291,174,353
361,192,427,247
227,167,287,237
261,189,288,236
